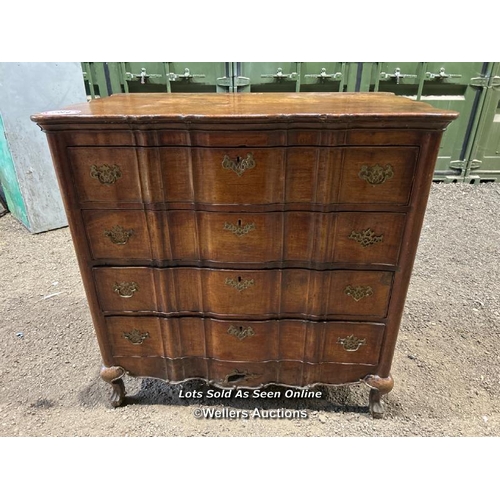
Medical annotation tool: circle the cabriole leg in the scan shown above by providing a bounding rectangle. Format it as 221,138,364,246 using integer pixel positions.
100,365,126,407
364,374,394,419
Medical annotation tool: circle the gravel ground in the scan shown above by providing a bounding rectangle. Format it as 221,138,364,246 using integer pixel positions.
0,183,499,437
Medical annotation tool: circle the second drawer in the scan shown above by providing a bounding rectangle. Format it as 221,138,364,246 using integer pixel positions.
83,210,406,266
94,267,393,320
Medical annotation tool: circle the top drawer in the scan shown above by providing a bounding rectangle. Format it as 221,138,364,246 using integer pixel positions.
67,145,418,208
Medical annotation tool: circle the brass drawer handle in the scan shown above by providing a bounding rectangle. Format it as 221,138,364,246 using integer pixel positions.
113,281,139,298
225,276,255,292
227,325,255,341
90,164,122,185
349,228,383,248
223,369,260,384
122,328,149,345
104,225,134,245
223,219,255,237
338,335,366,352
359,164,394,185
344,285,373,301
222,153,255,177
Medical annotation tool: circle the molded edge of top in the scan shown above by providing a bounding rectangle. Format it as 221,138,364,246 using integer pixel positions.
31,92,460,128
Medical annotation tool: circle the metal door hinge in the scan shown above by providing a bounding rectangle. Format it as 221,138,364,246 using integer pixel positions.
470,75,500,89
469,160,482,171
449,159,482,173
449,160,466,172
217,75,250,91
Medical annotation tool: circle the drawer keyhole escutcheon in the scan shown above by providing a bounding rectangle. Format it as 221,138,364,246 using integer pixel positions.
223,369,260,384
222,153,255,177
113,281,139,298
359,164,394,185
338,335,366,352
122,328,150,345
227,325,255,341
349,228,383,248
225,276,255,292
344,285,373,301
223,219,256,237
90,164,122,185
104,225,134,245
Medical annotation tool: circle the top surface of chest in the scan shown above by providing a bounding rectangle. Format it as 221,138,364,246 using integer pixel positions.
32,92,458,129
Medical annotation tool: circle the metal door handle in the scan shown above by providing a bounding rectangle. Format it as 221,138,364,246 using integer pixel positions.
379,67,417,84
425,67,462,80
305,68,342,80
168,67,205,81
125,67,162,84
261,68,298,80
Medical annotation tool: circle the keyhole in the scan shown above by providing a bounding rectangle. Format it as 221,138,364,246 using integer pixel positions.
237,219,241,227
236,156,241,163
238,276,241,283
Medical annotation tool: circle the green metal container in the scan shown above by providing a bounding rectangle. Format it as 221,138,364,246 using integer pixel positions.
80,62,500,183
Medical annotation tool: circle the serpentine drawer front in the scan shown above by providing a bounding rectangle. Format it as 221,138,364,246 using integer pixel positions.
69,145,418,207
32,93,458,418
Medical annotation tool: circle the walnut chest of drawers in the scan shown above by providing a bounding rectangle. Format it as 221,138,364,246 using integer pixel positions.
32,93,457,417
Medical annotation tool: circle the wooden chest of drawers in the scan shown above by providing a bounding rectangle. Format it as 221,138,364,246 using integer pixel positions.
32,93,457,417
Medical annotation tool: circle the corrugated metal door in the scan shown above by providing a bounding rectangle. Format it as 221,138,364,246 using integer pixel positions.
462,62,500,182
114,62,228,93
80,62,500,183
233,62,360,93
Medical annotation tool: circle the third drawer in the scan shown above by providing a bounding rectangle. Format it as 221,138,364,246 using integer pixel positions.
94,267,393,320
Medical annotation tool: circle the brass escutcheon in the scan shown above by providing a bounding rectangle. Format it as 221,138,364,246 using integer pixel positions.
122,328,149,345
344,285,373,302
225,277,255,292
337,335,366,352
349,228,383,248
359,164,394,185
222,153,255,177
227,325,255,341
104,225,134,245
113,281,139,298
90,164,122,185
223,220,255,237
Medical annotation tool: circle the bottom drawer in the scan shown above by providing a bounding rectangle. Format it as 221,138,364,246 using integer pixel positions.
113,357,378,388
106,316,384,365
